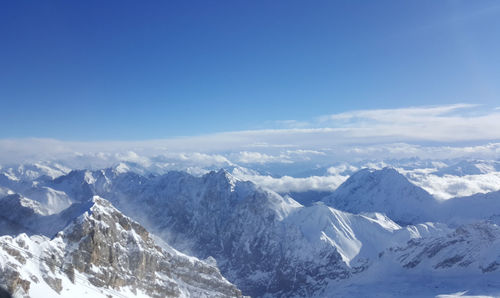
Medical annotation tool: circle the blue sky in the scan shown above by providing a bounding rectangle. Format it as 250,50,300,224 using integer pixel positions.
1,1,500,140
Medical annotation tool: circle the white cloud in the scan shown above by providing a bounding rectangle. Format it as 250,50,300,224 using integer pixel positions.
231,167,348,193
344,143,500,160
314,104,500,143
286,149,326,156
235,151,292,164
320,103,477,122
115,151,152,167
408,172,500,200
327,164,359,175
173,152,232,166
233,150,326,164
1,104,500,167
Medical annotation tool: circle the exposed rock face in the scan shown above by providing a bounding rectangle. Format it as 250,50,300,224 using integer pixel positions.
0,197,243,298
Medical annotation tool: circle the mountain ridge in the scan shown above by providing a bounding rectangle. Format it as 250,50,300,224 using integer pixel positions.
2,164,500,296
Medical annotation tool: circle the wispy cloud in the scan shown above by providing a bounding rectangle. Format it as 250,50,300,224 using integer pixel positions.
319,103,477,123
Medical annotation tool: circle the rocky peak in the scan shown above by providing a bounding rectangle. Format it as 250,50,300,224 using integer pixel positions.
0,196,243,297
63,196,243,297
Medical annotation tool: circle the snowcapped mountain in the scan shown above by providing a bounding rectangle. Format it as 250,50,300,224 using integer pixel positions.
321,167,500,227
2,162,500,297
0,196,243,297
322,167,438,224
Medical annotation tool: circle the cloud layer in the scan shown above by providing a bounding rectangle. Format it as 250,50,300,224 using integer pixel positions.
1,104,499,167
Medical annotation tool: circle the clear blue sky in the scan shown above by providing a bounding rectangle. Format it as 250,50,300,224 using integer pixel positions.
1,1,499,140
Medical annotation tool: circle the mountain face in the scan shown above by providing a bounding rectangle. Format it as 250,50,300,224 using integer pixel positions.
322,168,437,224
0,196,243,298
2,164,500,297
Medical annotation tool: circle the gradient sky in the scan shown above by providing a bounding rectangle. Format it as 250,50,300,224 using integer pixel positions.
1,1,500,140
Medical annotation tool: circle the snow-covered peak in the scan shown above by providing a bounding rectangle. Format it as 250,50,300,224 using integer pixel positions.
344,167,410,185
323,167,437,224
111,162,130,174
201,168,239,192
86,195,116,215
